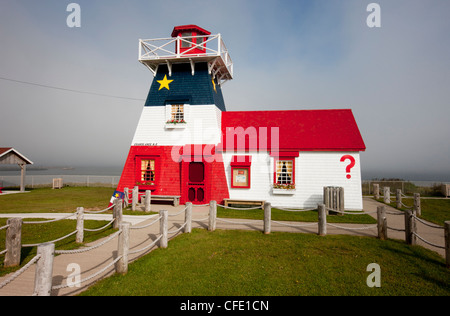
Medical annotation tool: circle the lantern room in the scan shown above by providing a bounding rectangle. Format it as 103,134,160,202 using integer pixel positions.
171,25,211,56
139,25,233,85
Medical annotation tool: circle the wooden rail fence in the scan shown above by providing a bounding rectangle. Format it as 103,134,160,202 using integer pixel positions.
1,188,449,295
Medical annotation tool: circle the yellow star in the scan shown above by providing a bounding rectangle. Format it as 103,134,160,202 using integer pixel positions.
212,77,217,93
157,75,173,91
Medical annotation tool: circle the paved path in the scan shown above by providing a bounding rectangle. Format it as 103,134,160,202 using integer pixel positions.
0,198,446,296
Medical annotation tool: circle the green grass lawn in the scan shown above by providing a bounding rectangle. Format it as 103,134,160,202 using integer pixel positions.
80,229,450,296
0,187,113,213
378,197,450,226
218,206,377,224
2,187,447,296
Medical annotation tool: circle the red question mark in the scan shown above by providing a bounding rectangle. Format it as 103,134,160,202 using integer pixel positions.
340,155,355,179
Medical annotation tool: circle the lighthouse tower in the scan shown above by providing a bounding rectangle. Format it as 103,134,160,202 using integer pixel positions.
115,25,233,205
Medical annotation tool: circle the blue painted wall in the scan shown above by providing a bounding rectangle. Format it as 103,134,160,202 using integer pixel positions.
144,62,226,112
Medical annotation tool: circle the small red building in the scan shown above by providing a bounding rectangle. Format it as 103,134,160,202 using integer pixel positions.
115,25,366,210
171,24,211,56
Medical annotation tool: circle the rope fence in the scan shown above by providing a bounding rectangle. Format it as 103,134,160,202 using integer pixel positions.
0,197,179,295
0,198,123,295
377,203,449,266
373,185,448,256
1,188,449,295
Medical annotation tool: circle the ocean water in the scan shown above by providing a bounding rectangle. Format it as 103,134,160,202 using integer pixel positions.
0,165,122,176
362,170,450,183
1,165,448,186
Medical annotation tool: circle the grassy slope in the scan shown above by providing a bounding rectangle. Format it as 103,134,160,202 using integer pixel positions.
81,229,450,296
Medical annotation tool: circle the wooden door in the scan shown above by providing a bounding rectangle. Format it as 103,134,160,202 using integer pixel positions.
187,162,205,203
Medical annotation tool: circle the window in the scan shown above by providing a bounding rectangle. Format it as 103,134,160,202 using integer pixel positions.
271,152,298,191
170,104,184,122
230,156,251,189
196,36,204,47
181,32,192,48
275,160,293,185
140,159,155,184
165,103,188,128
189,162,205,183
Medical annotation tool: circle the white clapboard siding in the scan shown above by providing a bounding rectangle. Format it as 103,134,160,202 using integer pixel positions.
131,105,222,146
223,151,363,210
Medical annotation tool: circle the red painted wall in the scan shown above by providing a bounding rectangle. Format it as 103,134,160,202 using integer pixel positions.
209,155,230,205
117,146,181,196
116,145,230,205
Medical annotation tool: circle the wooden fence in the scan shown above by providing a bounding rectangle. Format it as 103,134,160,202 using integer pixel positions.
372,184,449,265
1,191,449,295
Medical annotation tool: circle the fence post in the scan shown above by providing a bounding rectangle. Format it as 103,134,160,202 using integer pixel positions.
113,198,123,229
184,202,192,233
209,200,217,232
339,187,345,213
373,183,380,200
132,186,138,211
76,207,84,243
383,187,390,204
116,222,130,275
413,193,421,216
123,187,129,207
159,210,168,248
323,187,329,213
264,202,271,234
4,218,22,267
396,189,402,209
404,210,416,245
145,190,151,213
318,204,327,236
445,221,450,268
377,206,387,240
34,242,55,296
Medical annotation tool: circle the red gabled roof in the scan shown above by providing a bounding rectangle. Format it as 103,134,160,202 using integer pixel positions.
0,148,12,156
220,109,366,152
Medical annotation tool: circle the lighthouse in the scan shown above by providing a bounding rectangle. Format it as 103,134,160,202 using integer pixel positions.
115,25,366,210
115,25,232,205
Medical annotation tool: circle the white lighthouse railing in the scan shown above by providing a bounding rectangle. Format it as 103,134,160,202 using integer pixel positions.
139,34,233,85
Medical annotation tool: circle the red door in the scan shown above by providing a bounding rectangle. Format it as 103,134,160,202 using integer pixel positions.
187,162,206,204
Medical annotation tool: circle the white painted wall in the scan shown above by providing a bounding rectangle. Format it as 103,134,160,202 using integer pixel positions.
223,151,363,210
132,106,364,210
131,105,222,146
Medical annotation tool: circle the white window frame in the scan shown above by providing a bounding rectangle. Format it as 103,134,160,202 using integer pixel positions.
165,103,189,129
275,160,294,185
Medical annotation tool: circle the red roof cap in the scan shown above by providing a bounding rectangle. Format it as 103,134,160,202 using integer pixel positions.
171,25,211,37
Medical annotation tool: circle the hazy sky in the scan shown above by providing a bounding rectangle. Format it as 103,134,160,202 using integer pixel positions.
1,0,449,179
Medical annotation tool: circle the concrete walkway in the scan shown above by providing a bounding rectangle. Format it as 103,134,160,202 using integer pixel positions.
0,197,446,296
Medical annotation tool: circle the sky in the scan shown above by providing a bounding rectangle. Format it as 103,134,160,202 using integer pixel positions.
0,0,449,180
